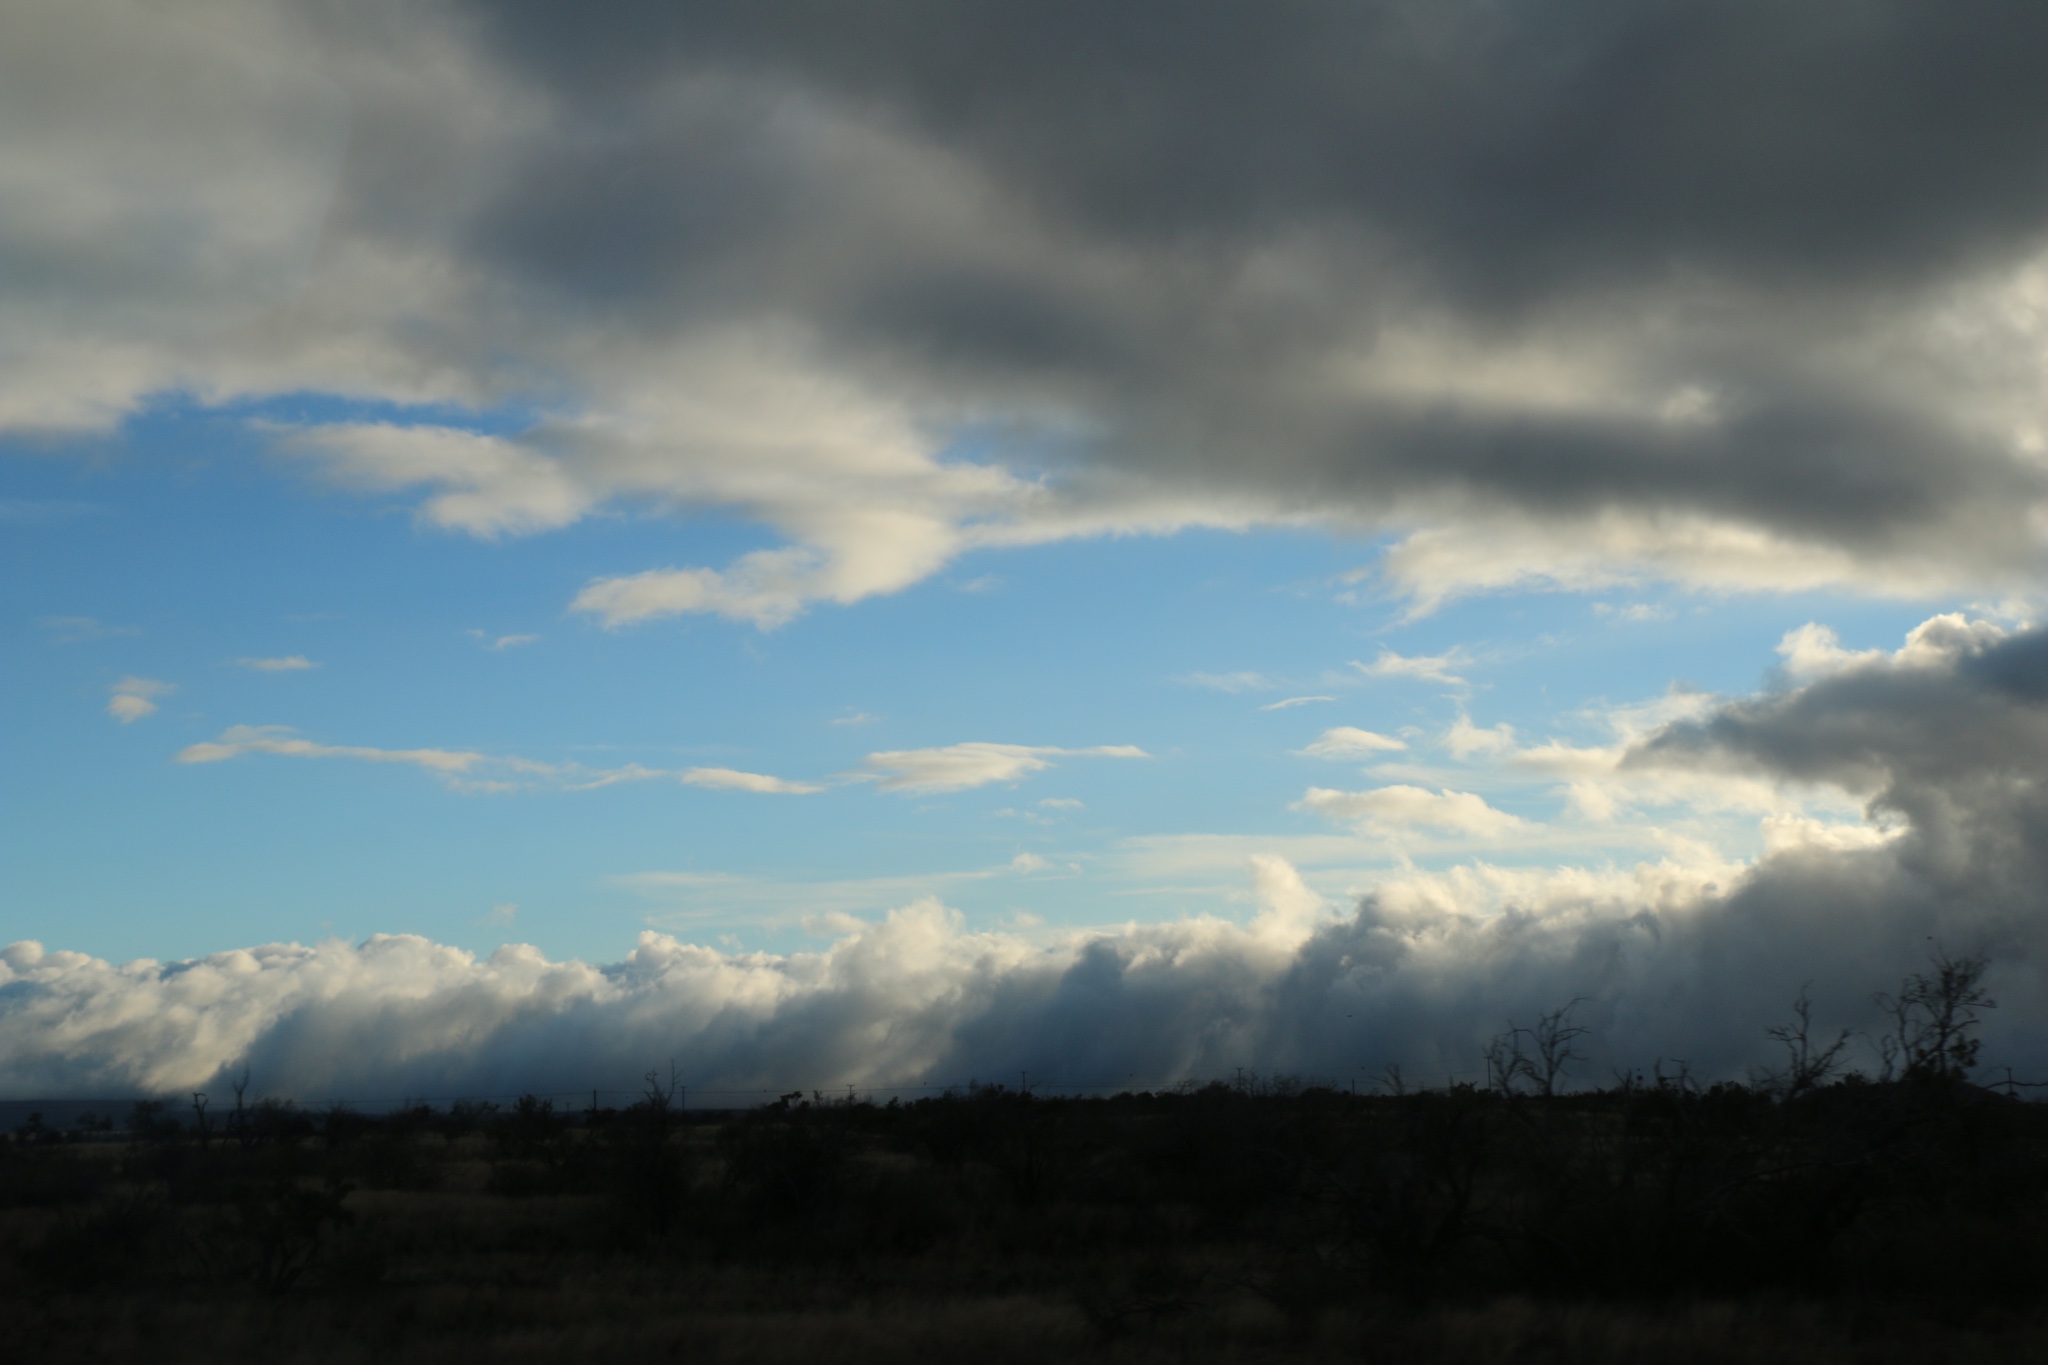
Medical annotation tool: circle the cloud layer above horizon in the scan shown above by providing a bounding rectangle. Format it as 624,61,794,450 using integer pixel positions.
12,616,2048,1099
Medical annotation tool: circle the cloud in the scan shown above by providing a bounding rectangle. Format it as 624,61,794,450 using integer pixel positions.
18,613,2048,1099
1260,695,1336,711
1038,797,1084,810
106,675,172,723
1351,648,1472,688
859,742,1148,794
175,725,824,798
177,725,492,776
678,767,823,795
15,5,2048,618
1297,726,1407,759
235,655,319,672
1181,671,1277,694
830,710,880,726
486,634,539,651
1295,785,1529,838
1445,714,1516,760
1595,602,1675,624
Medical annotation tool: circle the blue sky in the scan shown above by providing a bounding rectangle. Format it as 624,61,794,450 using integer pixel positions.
7,0,2048,1098
5,419,1942,965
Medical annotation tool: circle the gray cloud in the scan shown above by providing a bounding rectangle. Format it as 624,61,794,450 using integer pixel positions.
10,2,2048,612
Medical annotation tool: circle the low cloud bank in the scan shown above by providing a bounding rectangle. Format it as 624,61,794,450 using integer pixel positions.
11,618,2048,1101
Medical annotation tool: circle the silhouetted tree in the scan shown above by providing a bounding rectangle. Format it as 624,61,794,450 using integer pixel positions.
1876,950,1995,1081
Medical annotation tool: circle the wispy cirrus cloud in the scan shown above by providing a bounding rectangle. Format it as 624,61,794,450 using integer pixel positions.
177,725,503,776
234,655,319,672
859,742,1148,794
175,726,818,796
1180,671,1278,694
1260,695,1336,711
466,629,538,651
1351,648,1473,689
1296,726,1407,759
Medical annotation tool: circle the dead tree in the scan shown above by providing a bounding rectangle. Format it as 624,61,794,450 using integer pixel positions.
1761,989,1851,1099
1485,1000,1591,1096
1874,950,1996,1081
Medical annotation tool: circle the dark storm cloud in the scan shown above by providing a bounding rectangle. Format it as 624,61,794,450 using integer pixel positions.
423,0,2048,582
10,3,2048,601
1637,618,2048,864
477,0,2048,300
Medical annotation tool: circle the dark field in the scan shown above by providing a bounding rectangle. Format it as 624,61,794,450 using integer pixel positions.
8,1066,2048,1364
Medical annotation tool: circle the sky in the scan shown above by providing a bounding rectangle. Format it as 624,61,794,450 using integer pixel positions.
7,0,2048,1100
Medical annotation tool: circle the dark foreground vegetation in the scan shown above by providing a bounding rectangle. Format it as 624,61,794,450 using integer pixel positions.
9,960,2048,1362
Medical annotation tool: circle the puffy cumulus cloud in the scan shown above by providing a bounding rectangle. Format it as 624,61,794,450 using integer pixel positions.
859,742,1147,794
15,3,2048,619
106,675,173,723
1631,614,2048,883
1297,726,1407,759
1296,785,1529,839
3,786,2044,1100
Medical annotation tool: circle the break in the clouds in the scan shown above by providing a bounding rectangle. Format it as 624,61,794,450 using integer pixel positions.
13,613,2048,1097
11,1,2048,620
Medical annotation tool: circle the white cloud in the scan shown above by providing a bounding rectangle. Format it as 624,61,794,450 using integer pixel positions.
1776,623,1883,678
679,767,823,795
175,725,825,798
234,654,318,672
859,742,1148,794
1297,726,1408,759
106,675,172,723
1038,797,1085,810
1351,647,1472,688
487,634,539,651
177,724,496,776
1009,852,1052,874
280,423,596,538
1445,714,1516,760
1260,695,1337,711
1295,784,1529,838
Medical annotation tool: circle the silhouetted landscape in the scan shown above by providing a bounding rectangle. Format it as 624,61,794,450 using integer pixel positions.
8,955,2048,1363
